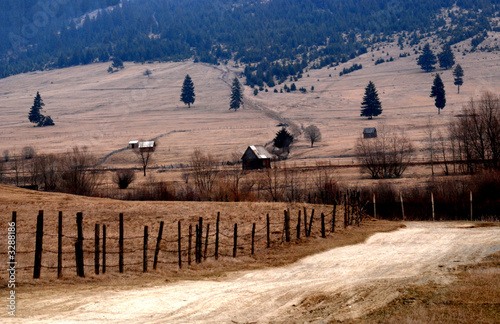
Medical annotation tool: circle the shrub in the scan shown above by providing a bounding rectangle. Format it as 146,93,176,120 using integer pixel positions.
113,169,136,189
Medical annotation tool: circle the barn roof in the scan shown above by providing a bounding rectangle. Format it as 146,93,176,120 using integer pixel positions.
247,145,271,159
363,127,377,134
129,140,139,144
139,141,155,148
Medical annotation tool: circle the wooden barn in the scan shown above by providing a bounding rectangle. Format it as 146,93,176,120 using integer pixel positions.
363,127,377,138
241,145,272,170
138,140,156,152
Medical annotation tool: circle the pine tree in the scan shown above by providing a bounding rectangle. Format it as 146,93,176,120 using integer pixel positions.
438,43,455,70
360,81,383,119
180,74,195,108
28,91,55,127
453,64,464,94
430,74,446,114
273,127,294,153
28,91,44,125
111,57,124,69
417,43,437,72
229,77,243,111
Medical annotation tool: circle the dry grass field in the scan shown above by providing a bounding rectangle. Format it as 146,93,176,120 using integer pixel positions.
1,33,500,322
2,34,500,174
0,184,397,285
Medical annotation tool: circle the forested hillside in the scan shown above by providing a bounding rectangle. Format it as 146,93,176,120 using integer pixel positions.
1,0,499,84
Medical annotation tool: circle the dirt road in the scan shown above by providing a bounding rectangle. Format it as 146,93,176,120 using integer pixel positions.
9,222,500,323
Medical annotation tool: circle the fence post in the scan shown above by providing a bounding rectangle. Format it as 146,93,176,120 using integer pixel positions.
143,226,148,272
321,213,326,238
308,209,315,237
470,191,473,221
233,223,238,258
178,221,182,268
204,223,210,260
266,213,270,248
33,210,44,279
344,194,348,229
153,221,164,270
215,212,220,259
332,203,336,233
373,193,376,219
400,192,405,221
431,192,435,221
94,224,100,275
284,210,290,243
57,211,62,278
303,207,308,237
188,224,192,265
102,224,106,274
195,224,199,263
119,213,124,273
198,217,203,263
296,210,301,239
251,223,256,255
75,212,84,278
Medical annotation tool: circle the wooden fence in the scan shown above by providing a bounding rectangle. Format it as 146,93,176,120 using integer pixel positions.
1,198,366,280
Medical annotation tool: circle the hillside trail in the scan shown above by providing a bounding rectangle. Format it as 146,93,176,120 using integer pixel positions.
10,222,500,323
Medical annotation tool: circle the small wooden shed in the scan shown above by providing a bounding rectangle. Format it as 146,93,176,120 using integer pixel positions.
363,127,377,138
128,140,139,149
138,140,156,152
241,145,272,170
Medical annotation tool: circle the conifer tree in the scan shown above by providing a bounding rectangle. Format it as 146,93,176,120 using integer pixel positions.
453,64,464,94
360,81,383,119
28,91,54,127
229,77,243,111
417,43,437,72
438,43,455,70
180,74,195,108
273,127,294,153
430,74,446,114
28,91,44,125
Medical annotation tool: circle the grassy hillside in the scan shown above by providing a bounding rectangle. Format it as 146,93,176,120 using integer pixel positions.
1,35,500,173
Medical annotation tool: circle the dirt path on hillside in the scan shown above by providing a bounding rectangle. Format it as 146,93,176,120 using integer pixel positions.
8,222,500,323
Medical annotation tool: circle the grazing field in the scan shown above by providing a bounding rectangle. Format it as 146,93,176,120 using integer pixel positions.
2,35,500,173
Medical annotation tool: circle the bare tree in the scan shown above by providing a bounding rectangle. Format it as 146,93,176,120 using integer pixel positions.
424,118,435,176
450,92,500,173
356,129,414,178
191,149,219,198
436,130,450,175
304,125,322,148
312,163,340,204
60,146,102,196
135,141,156,177
260,167,285,202
37,154,60,191
11,152,21,186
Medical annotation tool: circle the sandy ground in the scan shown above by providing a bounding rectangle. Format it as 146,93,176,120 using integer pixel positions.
6,222,499,323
